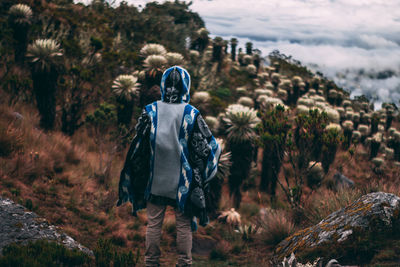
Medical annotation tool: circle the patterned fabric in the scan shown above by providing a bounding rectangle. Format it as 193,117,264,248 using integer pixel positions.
117,66,221,229
117,110,151,215
144,102,158,199
176,105,198,211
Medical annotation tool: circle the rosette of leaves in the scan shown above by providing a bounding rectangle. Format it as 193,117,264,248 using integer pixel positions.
307,161,324,187
246,64,257,77
140,43,166,57
235,224,258,241
224,104,259,208
9,4,32,24
290,76,303,105
9,4,32,63
371,157,384,174
387,130,400,162
142,55,166,101
342,120,354,149
369,132,382,159
271,73,280,91
243,55,252,66
384,103,396,130
204,116,219,133
321,127,342,173
257,104,291,197
218,208,241,226
143,54,167,77
165,52,185,66
328,89,337,105
191,91,210,114
190,27,209,52
311,76,321,92
26,39,63,130
212,36,224,72
272,61,280,73
238,96,254,108
189,50,200,62
294,109,328,172
370,112,380,135
238,50,245,66
112,74,140,126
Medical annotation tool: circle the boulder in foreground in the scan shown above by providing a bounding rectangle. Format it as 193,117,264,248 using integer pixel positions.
0,197,93,256
274,192,400,265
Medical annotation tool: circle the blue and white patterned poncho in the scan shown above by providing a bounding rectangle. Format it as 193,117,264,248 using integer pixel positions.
118,66,221,220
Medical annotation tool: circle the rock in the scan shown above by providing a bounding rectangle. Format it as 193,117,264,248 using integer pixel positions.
333,172,354,189
0,197,93,256
274,192,400,264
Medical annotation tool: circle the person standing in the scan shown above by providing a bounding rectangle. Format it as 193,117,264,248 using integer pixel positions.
117,66,221,267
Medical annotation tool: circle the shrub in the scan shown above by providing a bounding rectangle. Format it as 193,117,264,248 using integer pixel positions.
224,104,259,208
0,123,24,157
258,209,295,246
279,109,328,208
94,238,139,267
321,128,342,174
26,39,63,130
304,188,361,224
0,240,89,266
257,104,291,196
209,242,229,261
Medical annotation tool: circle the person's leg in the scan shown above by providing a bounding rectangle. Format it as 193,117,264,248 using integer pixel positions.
145,202,166,267
175,209,192,267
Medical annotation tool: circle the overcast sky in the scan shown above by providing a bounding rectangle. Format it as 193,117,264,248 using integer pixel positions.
76,0,400,107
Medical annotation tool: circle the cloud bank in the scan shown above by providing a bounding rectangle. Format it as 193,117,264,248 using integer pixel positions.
76,0,400,108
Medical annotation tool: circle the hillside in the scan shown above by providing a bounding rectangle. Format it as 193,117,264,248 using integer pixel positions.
1,1,400,266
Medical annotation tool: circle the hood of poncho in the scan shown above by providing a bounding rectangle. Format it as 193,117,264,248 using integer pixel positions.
160,66,191,103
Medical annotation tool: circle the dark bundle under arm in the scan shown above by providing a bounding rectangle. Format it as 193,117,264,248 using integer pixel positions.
117,110,151,214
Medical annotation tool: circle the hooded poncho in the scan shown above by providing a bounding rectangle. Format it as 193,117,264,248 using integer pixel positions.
117,66,221,225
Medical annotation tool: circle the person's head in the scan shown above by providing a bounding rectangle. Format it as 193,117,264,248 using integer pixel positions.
160,66,191,103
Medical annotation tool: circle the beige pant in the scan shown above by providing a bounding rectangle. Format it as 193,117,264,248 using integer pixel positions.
145,201,192,267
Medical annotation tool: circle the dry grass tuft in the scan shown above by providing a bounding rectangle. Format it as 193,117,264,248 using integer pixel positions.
304,187,362,224
258,208,296,246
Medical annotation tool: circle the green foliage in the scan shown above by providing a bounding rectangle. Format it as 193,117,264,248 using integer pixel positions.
275,109,329,208
0,240,89,267
224,104,259,208
211,87,232,101
224,104,259,144
25,198,33,210
85,103,117,130
90,36,103,52
321,128,342,173
257,105,291,195
209,246,228,261
294,109,328,164
94,238,139,267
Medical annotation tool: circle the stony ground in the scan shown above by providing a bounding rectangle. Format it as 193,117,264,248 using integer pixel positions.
0,197,92,256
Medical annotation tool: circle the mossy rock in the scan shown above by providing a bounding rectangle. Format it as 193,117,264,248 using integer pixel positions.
273,192,400,265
